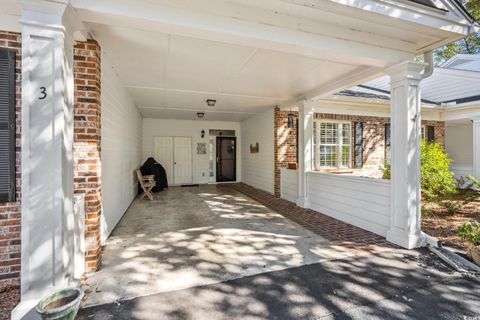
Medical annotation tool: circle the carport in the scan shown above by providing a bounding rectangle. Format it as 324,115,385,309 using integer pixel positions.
2,0,477,318
83,184,349,306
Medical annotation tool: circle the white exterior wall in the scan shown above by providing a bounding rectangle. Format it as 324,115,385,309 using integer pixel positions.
307,172,391,237
241,109,275,194
142,118,241,184
280,168,298,203
446,123,474,179
101,53,142,243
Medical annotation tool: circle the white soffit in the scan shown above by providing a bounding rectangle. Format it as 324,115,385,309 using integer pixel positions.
91,23,364,121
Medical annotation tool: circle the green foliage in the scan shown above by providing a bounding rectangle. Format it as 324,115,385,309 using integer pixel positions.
440,200,463,214
382,141,458,199
382,162,391,180
458,221,480,246
434,0,480,64
421,141,457,199
463,175,480,202
468,175,480,190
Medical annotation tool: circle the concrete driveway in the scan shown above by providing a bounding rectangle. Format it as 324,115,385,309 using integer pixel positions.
79,248,480,320
80,185,480,319
83,185,354,306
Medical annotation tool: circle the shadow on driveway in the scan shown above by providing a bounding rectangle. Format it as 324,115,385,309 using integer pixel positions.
78,248,480,320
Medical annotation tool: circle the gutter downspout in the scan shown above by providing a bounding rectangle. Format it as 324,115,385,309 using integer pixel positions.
421,50,434,79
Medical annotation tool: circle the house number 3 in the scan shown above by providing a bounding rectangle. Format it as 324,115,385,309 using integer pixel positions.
39,87,47,100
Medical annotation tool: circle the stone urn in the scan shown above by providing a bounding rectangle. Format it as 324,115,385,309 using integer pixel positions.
36,288,83,320
466,244,480,265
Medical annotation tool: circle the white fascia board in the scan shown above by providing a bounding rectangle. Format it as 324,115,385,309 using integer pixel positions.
322,0,474,35
435,68,480,80
70,0,413,67
300,97,443,120
442,103,480,121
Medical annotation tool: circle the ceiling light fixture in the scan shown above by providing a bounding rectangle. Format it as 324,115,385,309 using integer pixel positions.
206,99,216,107
196,112,205,119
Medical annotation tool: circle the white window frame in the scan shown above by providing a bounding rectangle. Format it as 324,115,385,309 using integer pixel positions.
314,120,352,170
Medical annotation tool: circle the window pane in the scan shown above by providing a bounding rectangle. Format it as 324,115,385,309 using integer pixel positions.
320,145,337,167
342,146,350,167
342,123,351,145
320,123,338,144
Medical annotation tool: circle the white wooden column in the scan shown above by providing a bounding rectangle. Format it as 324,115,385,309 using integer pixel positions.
14,2,76,319
472,117,480,180
296,101,314,208
386,61,427,249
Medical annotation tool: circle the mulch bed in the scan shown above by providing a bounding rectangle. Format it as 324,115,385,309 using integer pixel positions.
422,192,480,251
0,285,20,320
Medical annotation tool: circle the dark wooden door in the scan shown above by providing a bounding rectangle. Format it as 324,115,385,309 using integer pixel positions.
216,137,236,182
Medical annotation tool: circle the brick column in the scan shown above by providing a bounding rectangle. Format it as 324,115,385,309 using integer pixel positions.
274,108,298,197
73,40,102,272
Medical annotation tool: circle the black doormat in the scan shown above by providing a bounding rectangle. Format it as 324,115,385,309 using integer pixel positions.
181,184,199,187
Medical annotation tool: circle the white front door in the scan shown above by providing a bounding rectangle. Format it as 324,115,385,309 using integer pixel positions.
173,137,192,185
154,137,174,185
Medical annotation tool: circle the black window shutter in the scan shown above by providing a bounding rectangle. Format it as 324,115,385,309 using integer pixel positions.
0,50,16,202
385,124,391,148
354,122,363,168
427,125,435,143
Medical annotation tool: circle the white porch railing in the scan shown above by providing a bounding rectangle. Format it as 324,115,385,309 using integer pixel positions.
280,168,298,203
280,168,391,237
306,172,391,237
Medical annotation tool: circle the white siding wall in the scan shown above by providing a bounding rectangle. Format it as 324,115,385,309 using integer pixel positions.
101,54,142,243
142,118,241,184
446,123,474,180
241,109,275,194
280,168,298,203
307,172,391,237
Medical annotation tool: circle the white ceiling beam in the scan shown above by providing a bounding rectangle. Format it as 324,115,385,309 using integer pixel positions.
71,0,415,67
124,85,289,101
278,65,384,108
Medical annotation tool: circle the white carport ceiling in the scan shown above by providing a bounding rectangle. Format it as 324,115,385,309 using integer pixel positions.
91,23,363,121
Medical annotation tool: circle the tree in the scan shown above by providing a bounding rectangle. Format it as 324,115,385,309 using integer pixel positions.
434,0,480,65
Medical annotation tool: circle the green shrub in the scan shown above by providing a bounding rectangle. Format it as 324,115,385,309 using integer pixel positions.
440,200,462,214
421,141,457,199
458,221,480,246
382,141,457,199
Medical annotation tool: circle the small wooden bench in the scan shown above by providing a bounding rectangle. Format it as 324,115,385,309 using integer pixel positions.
136,169,156,200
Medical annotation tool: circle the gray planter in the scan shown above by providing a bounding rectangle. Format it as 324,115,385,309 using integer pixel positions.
36,288,84,320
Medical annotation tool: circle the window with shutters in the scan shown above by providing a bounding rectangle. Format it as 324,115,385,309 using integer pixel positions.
313,120,351,170
0,49,16,202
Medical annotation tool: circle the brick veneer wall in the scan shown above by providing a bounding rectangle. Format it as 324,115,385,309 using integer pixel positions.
273,111,446,195
0,31,21,288
274,108,298,196
73,40,102,272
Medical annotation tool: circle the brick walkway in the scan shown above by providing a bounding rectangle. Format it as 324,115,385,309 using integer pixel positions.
227,183,395,253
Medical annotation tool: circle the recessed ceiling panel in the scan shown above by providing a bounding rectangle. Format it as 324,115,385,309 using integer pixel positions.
166,35,257,92
93,24,169,88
